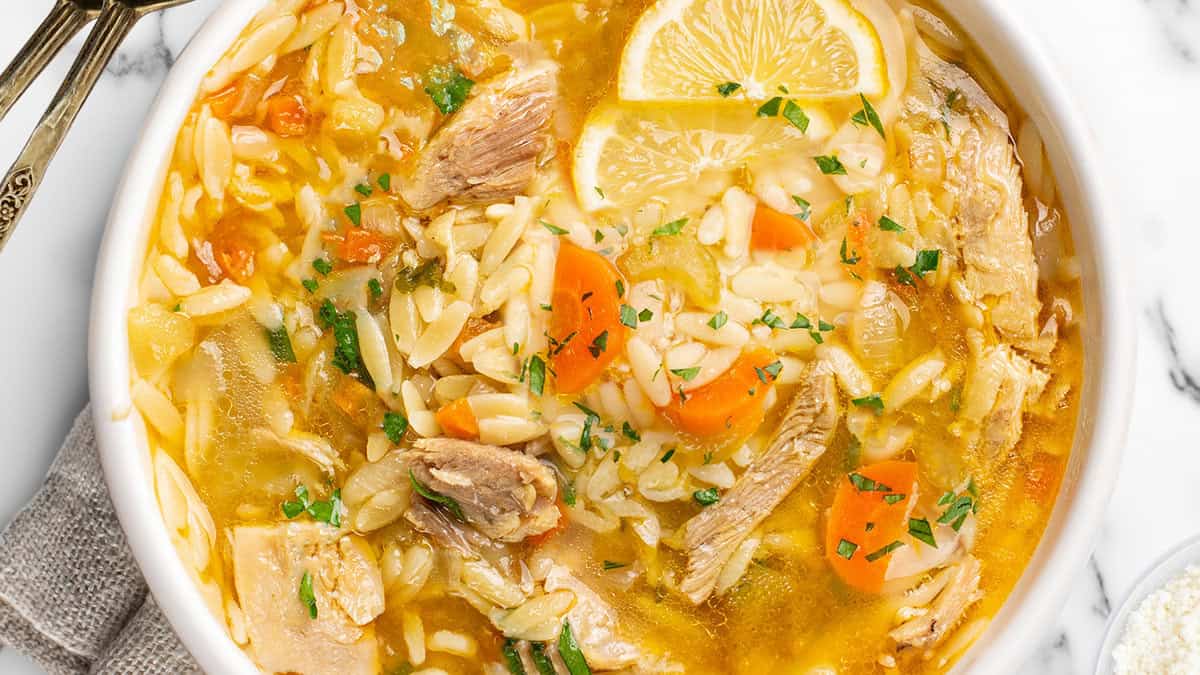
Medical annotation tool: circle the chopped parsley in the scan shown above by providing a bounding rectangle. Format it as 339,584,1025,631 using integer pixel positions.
782,100,810,132
908,517,937,547
318,300,364,376
312,257,333,276
558,620,592,675
302,278,319,293
651,217,687,237
541,219,569,235
937,489,978,531
708,311,728,330
814,155,848,175
424,64,474,115
377,173,391,191
836,538,858,560
299,570,317,619
790,313,812,329
502,639,526,675
756,308,785,329
266,325,297,363
757,360,783,381
848,472,892,492
638,308,653,322
853,93,886,139
792,195,812,221
354,183,373,197
368,278,383,299
409,469,465,521
603,560,629,571
693,487,720,506
526,355,547,396
851,393,885,415
576,402,600,452
883,493,907,505
619,304,639,328
756,96,783,117
894,265,917,287
615,280,625,297
622,421,640,442
671,366,701,382
587,330,609,358
865,540,905,562
594,186,606,200
910,249,941,278
878,215,905,232
716,81,742,97
383,412,408,444
661,448,676,463
343,203,362,226
839,237,861,266
394,259,455,293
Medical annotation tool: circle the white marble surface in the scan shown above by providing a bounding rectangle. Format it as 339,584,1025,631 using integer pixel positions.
0,0,1196,673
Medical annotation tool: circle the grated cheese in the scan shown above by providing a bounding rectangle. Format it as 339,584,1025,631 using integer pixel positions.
1114,565,1200,674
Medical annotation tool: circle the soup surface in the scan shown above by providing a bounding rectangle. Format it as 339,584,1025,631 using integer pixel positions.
127,0,1084,672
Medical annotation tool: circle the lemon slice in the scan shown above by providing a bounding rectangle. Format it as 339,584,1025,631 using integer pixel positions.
574,102,833,212
618,0,885,102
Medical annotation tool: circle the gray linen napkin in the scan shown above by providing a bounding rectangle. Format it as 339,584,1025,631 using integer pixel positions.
0,407,201,674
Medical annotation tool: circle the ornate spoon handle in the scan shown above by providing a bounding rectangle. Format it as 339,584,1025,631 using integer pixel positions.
0,2,139,253
0,1,101,124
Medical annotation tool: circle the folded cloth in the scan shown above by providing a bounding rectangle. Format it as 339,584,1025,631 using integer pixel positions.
0,408,200,674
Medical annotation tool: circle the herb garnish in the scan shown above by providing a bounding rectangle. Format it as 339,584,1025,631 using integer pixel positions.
312,257,332,276
383,412,408,443
908,517,937,547
318,300,364,376
792,195,812,221
424,64,474,115
651,218,687,237
878,216,905,232
756,96,783,117
708,311,728,330
782,100,810,132
716,81,742,97
814,155,848,175
587,331,609,358
527,355,547,396
368,278,383,299
836,538,858,560
603,560,629,570
558,620,593,675
409,469,465,521
619,304,639,328
267,325,297,363
851,393,885,415
622,421,640,442
344,203,362,226
693,487,720,506
853,94,886,139
299,570,317,618
541,219,569,235
865,540,905,562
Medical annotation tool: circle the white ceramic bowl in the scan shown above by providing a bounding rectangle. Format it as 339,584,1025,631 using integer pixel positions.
88,1,1136,673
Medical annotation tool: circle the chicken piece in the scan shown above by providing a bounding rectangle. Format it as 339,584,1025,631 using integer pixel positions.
890,555,983,650
680,363,838,604
954,330,1049,455
230,523,385,675
405,499,504,557
544,566,640,670
407,438,559,542
253,428,344,475
403,61,557,209
901,41,1040,345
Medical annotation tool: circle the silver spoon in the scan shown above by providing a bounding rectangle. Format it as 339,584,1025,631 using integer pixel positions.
0,1,104,124
0,0,194,254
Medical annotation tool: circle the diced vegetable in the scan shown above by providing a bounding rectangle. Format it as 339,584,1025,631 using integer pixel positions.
661,346,778,438
619,233,720,308
550,242,628,393
424,64,475,115
750,203,816,251
265,95,309,137
334,228,394,264
825,460,918,593
435,399,479,440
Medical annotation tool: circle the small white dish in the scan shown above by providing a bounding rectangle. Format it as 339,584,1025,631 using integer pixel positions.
87,1,1137,673
1095,534,1200,674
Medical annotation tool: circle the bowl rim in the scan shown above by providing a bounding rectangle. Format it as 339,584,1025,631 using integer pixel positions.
88,1,1136,673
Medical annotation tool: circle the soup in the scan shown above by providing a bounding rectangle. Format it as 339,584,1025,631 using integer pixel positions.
126,0,1083,672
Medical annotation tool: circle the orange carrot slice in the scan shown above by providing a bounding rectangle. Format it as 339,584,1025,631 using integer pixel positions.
750,203,816,251
825,460,919,593
435,398,479,441
337,228,393,264
265,94,309,137
660,346,779,438
549,242,627,394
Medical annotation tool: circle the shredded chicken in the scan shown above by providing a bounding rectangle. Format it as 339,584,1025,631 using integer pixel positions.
890,555,983,650
407,438,560,542
954,330,1049,455
901,41,1041,346
680,362,838,604
231,523,384,674
403,60,557,209
253,428,344,474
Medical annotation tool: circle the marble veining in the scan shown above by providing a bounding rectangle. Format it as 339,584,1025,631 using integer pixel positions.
0,0,1197,673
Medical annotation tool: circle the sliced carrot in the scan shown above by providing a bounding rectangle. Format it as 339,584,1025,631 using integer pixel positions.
825,460,919,593
660,346,779,438
337,228,394,264
449,317,499,365
209,224,257,283
266,94,309,137
549,242,628,394
525,497,567,548
436,398,479,441
750,203,816,251
331,374,380,428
